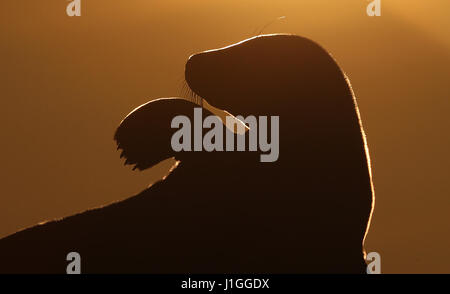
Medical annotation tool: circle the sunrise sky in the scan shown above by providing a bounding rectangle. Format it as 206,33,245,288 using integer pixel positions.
0,0,449,273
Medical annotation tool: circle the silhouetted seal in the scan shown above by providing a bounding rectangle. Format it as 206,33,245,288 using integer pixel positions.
185,34,375,272
0,34,374,273
112,34,374,273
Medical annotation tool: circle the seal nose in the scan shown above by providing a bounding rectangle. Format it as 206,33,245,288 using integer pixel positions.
184,54,200,91
185,52,213,97
184,51,231,112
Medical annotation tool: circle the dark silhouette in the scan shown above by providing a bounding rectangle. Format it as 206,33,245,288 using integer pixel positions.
0,34,373,273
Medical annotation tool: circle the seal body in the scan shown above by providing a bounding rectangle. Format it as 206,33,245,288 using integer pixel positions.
0,34,373,273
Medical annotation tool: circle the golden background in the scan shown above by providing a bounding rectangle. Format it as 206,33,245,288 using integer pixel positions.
1,0,449,273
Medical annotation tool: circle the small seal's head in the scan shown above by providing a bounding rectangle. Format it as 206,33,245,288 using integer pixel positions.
114,98,207,170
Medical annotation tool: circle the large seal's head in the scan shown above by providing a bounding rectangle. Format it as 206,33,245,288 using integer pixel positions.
185,34,355,122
